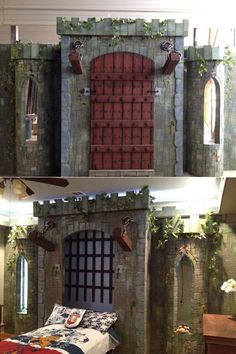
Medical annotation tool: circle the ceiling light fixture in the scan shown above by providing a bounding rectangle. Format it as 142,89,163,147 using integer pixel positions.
0,178,32,200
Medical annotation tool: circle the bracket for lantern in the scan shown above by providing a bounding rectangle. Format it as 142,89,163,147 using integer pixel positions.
160,41,181,75
160,41,174,52
162,51,181,75
68,40,84,75
28,220,56,251
112,216,134,252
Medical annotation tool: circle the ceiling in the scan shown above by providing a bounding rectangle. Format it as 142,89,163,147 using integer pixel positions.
0,176,219,202
0,177,222,221
219,177,236,214
1,176,236,223
0,0,234,24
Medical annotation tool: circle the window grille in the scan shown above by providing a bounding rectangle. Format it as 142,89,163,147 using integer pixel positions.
65,230,114,311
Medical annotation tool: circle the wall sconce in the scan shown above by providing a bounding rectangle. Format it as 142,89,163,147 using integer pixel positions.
68,40,84,75
160,41,174,52
160,41,181,75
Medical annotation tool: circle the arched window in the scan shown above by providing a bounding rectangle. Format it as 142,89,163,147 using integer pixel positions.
16,256,28,314
24,77,38,141
176,255,194,326
204,78,220,144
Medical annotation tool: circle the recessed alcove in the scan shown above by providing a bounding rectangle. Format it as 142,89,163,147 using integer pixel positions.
176,254,194,327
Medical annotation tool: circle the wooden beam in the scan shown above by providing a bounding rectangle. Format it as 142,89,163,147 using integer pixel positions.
112,227,132,251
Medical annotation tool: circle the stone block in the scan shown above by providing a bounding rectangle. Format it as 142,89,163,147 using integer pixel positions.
203,45,212,59
103,18,113,35
136,19,145,36
128,23,136,36
175,23,184,36
175,106,183,123
183,20,189,36
167,20,176,36
175,132,183,147
61,163,70,176
175,62,184,79
62,79,70,92
175,93,183,107
120,23,128,36
95,20,105,35
62,92,71,107
175,78,183,93
151,19,159,34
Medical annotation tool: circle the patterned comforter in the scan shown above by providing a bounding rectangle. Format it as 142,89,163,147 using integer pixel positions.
0,324,119,354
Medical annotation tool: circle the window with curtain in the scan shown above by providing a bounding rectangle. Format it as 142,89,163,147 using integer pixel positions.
204,78,220,144
16,255,28,314
24,77,38,141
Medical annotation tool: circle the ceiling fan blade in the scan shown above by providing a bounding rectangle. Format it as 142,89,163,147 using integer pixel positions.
25,185,35,196
24,178,69,187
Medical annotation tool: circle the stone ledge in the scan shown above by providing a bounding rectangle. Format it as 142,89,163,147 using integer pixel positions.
185,45,225,61
89,170,155,177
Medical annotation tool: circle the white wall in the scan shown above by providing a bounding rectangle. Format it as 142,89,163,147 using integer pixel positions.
0,0,235,46
0,24,59,44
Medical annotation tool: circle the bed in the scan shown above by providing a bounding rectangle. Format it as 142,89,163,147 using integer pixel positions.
0,305,119,354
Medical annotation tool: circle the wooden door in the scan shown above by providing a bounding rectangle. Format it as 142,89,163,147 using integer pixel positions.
90,52,154,170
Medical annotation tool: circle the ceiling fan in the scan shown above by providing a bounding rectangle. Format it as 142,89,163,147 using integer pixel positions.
0,177,69,199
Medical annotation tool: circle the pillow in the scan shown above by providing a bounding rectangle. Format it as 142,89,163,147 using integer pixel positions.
79,310,118,333
65,308,86,329
45,304,72,325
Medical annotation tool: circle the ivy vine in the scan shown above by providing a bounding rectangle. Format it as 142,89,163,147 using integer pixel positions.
73,185,150,221
6,225,30,274
150,210,222,278
194,48,208,77
60,17,77,32
200,212,222,279
194,46,235,78
59,17,168,48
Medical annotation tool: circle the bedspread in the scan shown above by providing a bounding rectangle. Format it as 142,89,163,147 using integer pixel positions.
0,324,118,354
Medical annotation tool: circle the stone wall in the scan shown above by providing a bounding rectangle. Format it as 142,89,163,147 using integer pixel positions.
165,237,207,354
223,56,236,171
0,45,16,175
185,46,225,176
34,190,151,354
58,18,188,176
149,211,236,354
12,43,61,176
150,219,208,354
